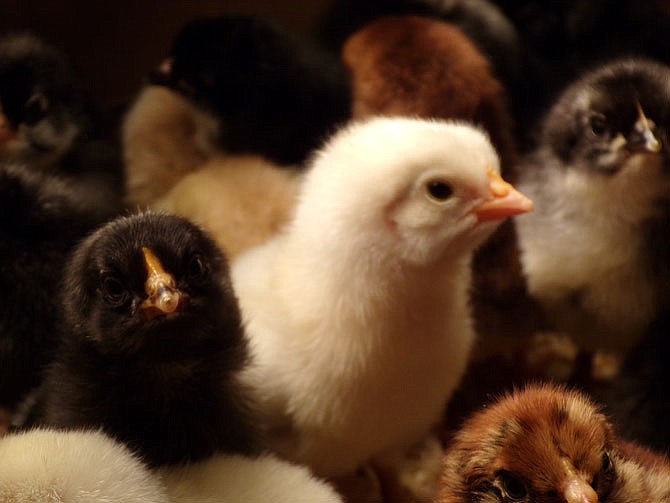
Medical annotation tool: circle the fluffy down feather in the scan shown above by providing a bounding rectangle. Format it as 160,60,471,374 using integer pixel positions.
160,454,343,503
153,155,301,260
123,85,220,207
0,429,169,503
232,117,532,478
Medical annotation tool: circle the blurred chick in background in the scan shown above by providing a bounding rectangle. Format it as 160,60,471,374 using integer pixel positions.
319,0,522,96
22,212,260,467
515,58,670,365
0,32,123,214
153,155,301,260
439,383,670,503
0,163,114,426
123,85,220,208
231,117,532,500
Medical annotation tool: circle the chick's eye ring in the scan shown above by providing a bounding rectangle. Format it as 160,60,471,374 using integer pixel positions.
498,472,528,501
425,179,453,202
589,115,608,136
100,276,127,305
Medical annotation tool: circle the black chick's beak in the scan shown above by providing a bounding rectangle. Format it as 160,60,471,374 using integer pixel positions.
140,247,184,321
627,102,661,154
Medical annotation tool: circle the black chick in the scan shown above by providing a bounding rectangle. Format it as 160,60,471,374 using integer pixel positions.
22,211,260,467
0,162,112,413
148,14,351,166
0,32,123,214
515,58,670,360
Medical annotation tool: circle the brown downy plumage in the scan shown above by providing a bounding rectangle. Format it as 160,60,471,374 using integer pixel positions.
439,383,670,503
123,85,220,208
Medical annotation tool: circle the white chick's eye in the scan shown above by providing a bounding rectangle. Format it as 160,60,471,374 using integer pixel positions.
425,179,453,202
498,471,528,501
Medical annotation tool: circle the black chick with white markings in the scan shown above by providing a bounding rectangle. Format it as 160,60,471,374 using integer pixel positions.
515,58,670,357
148,14,351,166
0,32,123,214
439,383,670,503
21,211,260,467
0,163,113,414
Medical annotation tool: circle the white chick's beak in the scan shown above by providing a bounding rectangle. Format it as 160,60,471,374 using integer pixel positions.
560,458,598,503
140,247,184,320
473,167,534,222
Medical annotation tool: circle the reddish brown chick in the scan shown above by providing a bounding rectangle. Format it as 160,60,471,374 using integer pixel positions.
439,384,670,503
342,14,516,169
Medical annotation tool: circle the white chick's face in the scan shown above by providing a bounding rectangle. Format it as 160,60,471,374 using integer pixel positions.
299,117,531,266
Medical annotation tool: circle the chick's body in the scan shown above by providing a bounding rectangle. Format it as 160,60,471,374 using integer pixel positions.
0,429,170,503
439,384,670,503
0,33,122,214
26,212,259,467
0,163,112,410
515,58,670,353
232,117,533,476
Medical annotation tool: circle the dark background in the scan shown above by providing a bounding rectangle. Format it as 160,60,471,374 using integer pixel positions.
0,1,334,108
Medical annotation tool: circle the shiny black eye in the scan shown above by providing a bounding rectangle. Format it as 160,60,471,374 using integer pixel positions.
187,254,207,279
100,276,127,306
426,180,453,201
499,472,528,501
589,115,608,136
23,94,49,125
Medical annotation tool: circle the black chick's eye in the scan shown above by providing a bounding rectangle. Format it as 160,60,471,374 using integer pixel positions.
499,472,528,501
425,180,453,202
589,115,608,137
100,276,127,306
23,94,49,125
186,254,207,280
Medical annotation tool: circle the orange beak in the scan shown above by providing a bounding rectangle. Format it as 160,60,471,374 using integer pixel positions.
140,247,183,320
473,167,534,222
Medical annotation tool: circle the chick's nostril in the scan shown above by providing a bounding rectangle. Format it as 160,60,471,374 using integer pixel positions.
156,287,180,313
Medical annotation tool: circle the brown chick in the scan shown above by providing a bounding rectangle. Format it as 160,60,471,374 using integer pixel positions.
123,85,220,207
342,14,516,169
343,14,543,362
153,155,301,260
439,383,670,503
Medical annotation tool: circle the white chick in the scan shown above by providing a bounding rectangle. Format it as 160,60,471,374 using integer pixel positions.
0,428,170,503
122,85,220,207
159,454,343,503
231,116,534,478
153,154,302,260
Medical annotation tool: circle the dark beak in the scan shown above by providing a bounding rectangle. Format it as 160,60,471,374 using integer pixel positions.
140,247,184,320
628,102,661,153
